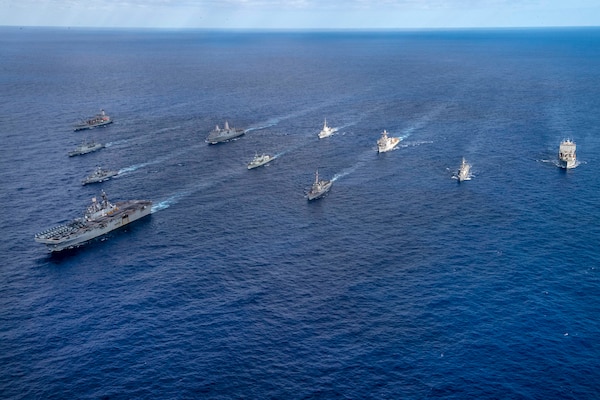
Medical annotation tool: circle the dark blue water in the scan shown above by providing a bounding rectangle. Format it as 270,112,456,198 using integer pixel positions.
1,27,599,399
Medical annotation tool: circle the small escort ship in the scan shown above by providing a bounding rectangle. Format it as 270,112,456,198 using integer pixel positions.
318,119,335,139
307,170,333,201
247,153,274,169
82,167,118,185
558,139,577,169
377,130,401,153
74,109,112,131
34,191,152,252
457,157,472,182
206,121,245,144
68,140,104,157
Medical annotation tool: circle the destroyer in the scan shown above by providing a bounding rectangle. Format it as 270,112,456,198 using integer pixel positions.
318,119,335,139
456,157,472,182
247,153,274,169
74,109,112,131
377,130,400,153
82,167,118,185
34,191,152,252
68,140,104,157
558,139,577,169
206,121,245,144
307,170,333,201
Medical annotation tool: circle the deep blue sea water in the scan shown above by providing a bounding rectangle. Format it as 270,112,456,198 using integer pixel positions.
1,27,599,399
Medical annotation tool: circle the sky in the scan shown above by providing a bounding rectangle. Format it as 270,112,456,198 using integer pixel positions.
0,0,599,30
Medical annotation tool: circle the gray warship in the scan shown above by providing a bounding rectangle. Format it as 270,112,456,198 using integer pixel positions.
35,191,152,252
74,109,113,131
82,167,119,185
206,121,245,144
558,139,577,169
307,170,333,201
247,153,274,169
68,140,104,157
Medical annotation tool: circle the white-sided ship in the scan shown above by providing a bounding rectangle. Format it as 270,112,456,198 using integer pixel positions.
456,157,472,182
558,139,577,169
34,191,152,252
247,153,274,169
377,130,401,153
206,121,245,144
82,167,118,185
318,119,335,139
307,170,333,201
68,140,104,157
74,109,112,131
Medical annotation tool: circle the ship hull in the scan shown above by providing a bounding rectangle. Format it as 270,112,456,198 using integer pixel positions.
558,159,576,169
206,130,245,144
35,200,152,252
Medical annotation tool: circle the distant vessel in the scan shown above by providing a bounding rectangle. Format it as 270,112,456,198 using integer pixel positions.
82,167,118,185
377,130,400,153
68,140,104,157
74,109,112,131
206,121,245,144
247,153,274,169
318,119,335,139
307,170,333,201
558,139,577,169
457,157,472,182
34,191,152,252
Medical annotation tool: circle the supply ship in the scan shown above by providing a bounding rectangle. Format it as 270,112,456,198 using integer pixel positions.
558,139,577,169
74,109,112,131
35,191,152,252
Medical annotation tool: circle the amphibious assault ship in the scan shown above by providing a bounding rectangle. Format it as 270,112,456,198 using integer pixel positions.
206,121,245,144
74,109,112,131
307,170,333,201
35,191,152,252
558,139,577,169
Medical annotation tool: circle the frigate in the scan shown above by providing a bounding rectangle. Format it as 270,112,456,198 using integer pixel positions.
68,140,104,157
457,157,472,182
558,139,577,169
318,119,335,139
307,170,333,201
34,191,152,252
82,167,119,185
74,109,112,131
377,129,400,153
206,121,245,144
247,153,274,169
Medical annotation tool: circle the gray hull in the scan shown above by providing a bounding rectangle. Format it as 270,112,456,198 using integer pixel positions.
35,200,152,252
74,119,113,131
206,130,245,144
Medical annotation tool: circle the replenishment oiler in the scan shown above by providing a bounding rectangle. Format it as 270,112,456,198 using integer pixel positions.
35,191,152,252
558,139,577,169
74,109,112,131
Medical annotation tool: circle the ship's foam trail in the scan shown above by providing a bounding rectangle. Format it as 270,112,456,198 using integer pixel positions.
151,191,189,213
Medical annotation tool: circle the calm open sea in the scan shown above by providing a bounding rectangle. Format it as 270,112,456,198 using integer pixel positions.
1,27,599,399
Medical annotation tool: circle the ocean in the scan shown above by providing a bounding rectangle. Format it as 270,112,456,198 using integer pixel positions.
0,27,599,399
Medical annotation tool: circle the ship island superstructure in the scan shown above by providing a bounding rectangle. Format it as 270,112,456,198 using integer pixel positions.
457,157,472,182
206,121,245,144
318,119,335,139
247,153,274,169
307,170,333,201
377,130,401,153
34,191,152,252
74,109,112,131
558,139,577,169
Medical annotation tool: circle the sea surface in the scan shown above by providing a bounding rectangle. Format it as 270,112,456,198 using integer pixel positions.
1,27,599,399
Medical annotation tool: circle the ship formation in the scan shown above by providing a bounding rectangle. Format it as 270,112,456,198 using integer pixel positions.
36,111,578,252
35,192,152,252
